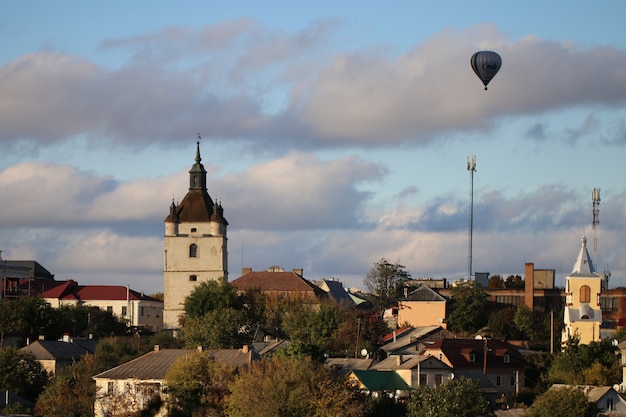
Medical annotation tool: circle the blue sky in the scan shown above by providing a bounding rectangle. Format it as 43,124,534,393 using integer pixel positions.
1,1,626,294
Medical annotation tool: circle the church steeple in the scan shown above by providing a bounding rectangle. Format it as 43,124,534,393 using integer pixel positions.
571,236,597,275
189,140,207,190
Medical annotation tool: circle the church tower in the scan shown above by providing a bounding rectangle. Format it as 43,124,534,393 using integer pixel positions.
163,141,228,329
562,236,603,346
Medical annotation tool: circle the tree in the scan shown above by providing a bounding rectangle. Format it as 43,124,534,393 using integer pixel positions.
0,346,49,403
34,356,97,417
406,376,494,417
363,258,411,308
488,275,504,289
225,356,363,417
526,386,598,417
180,281,262,348
504,275,524,289
487,307,519,340
166,351,236,417
445,283,489,334
546,338,620,386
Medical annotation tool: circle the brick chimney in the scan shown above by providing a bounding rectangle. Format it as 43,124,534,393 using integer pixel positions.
525,263,535,311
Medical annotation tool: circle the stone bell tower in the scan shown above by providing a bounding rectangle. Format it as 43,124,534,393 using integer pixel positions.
163,141,228,329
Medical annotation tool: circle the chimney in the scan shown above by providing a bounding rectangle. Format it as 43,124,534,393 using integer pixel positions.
292,268,303,277
197,345,205,352
396,355,403,366
62,333,70,343
525,263,535,311
242,267,252,275
242,345,249,353
154,345,161,352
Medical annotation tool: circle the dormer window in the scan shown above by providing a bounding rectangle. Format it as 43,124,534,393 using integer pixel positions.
189,244,198,257
504,354,510,363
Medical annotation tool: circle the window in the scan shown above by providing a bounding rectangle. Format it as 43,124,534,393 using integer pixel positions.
434,374,442,386
419,374,427,386
510,376,516,386
189,275,197,282
191,228,197,232
107,381,114,395
607,398,615,410
580,285,591,303
189,244,198,258
106,306,113,313
438,353,443,361
504,354,510,363
121,306,127,317
496,376,501,386
469,353,476,363
140,306,145,317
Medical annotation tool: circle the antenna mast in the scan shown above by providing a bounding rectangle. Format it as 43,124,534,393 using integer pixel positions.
467,155,476,281
592,187,600,262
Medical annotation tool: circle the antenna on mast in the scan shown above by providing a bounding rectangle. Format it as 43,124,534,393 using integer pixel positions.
592,187,600,260
467,155,477,281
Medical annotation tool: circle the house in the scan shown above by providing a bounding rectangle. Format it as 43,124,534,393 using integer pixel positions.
314,278,356,307
541,384,626,416
93,345,259,417
371,354,453,389
326,357,375,376
19,337,97,375
397,285,448,328
380,326,453,356
0,259,56,299
423,338,525,402
562,237,604,345
43,280,163,331
348,369,412,401
230,266,327,303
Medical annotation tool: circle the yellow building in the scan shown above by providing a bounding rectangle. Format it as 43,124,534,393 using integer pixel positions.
562,237,603,345
163,142,228,329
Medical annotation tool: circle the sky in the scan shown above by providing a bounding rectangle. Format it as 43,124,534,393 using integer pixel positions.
1,1,626,295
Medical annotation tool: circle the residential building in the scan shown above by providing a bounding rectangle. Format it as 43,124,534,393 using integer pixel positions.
543,385,626,416
19,337,97,374
380,326,453,356
562,237,603,345
314,278,356,307
371,354,453,389
397,285,448,329
163,141,228,329
93,345,258,417
0,259,55,299
326,357,375,377
422,338,525,402
43,280,163,331
348,370,412,401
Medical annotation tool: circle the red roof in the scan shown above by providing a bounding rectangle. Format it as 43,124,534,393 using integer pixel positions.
230,271,326,299
43,283,159,302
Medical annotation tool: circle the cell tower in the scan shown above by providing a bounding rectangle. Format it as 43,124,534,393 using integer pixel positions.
467,155,476,281
592,187,600,260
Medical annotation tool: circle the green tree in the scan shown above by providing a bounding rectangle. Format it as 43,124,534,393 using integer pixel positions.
526,386,598,417
166,351,236,417
363,258,411,308
0,346,49,403
504,275,524,289
34,355,97,417
92,337,141,374
225,356,363,417
487,307,519,340
546,338,620,386
180,281,262,348
446,283,489,334
406,376,494,417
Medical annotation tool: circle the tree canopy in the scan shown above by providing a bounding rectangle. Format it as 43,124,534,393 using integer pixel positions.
445,283,489,334
363,258,411,308
406,376,494,417
525,386,598,417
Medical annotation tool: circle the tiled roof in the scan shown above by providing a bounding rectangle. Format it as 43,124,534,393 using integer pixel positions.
43,283,160,302
371,355,451,371
326,358,374,376
94,347,258,380
381,326,451,354
230,271,326,298
426,338,525,369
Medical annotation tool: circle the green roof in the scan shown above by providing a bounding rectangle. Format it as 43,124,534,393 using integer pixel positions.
352,370,412,391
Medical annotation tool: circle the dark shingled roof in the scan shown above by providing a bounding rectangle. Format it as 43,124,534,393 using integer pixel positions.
20,339,96,361
402,284,447,302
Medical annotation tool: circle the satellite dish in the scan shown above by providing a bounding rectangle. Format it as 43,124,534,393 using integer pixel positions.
360,348,369,357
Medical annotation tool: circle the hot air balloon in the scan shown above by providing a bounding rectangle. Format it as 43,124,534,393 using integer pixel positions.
471,51,501,90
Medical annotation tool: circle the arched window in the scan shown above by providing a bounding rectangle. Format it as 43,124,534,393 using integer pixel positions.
189,244,198,258
580,285,591,303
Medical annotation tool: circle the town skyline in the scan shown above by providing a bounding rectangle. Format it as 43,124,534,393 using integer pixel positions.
1,1,626,294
